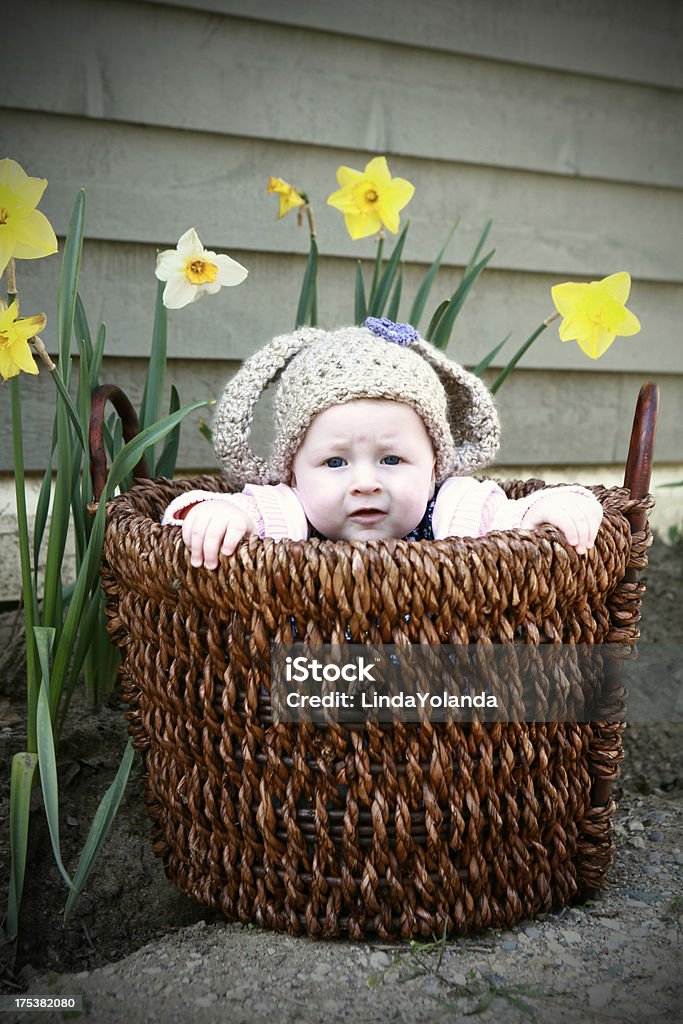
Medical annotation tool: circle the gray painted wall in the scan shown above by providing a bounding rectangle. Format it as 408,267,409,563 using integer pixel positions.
2,0,681,473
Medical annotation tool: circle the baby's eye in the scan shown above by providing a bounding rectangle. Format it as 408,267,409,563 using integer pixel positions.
381,455,402,466
324,457,346,468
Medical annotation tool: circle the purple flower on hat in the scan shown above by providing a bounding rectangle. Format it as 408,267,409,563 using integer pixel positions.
363,317,419,346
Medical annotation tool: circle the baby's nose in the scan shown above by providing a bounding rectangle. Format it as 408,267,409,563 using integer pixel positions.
350,465,381,493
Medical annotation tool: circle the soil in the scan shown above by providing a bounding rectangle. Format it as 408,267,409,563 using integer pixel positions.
0,533,681,1023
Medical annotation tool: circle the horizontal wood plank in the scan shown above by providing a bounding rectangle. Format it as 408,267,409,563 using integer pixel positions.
6,1,682,188
14,240,683,372
1,358,680,473
7,111,683,283
140,0,683,90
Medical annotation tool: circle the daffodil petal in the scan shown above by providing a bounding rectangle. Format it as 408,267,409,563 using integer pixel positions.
344,211,382,240
577,327,617,360
558,315,580,341
336,165,364,188
155,250,184,281
599,271,631,305
0,159,48,211
11,209,58,260
8,339,39,375
616,307,641,336
214,254,249,286
327,186,358,213
551,282,587,318
364,156,391,186
11,312,48,344
162,274,198,309
177,228,203,259
0,231,16,277
380,177,415,210
379,205,400,234
0,300,20,327
0,349,21,380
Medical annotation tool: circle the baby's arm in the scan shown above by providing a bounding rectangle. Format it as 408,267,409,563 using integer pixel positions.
433,477,603,552
182,500,257,567
161,482,309,568
516,489,602,554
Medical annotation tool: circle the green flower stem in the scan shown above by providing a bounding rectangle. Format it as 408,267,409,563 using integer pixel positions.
10,376,39,753
369,233,384,309
490,313,559,395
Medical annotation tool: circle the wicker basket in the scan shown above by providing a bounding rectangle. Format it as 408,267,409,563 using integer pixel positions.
99,468,653,940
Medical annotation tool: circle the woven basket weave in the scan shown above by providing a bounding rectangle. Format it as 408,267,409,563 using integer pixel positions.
100,474,651,939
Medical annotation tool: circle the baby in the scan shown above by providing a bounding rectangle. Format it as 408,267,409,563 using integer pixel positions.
162,318,602,566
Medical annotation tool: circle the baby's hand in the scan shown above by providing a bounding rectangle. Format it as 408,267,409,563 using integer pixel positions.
522,492,602,554
182,500,256,569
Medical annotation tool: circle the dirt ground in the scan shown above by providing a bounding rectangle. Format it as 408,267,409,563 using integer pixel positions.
0,534,681,1022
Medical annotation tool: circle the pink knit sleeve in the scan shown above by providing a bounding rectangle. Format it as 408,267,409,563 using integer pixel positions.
487,484,602,532
432,478,602,540
242,483,309,540
432,476,509,538
161,489,262,530
162,483,309,540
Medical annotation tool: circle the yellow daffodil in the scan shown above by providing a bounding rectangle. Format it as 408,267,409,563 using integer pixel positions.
0,300,47,380
267,177,306,219
155,227,248,309
327,156,415,240
0,159,58,277
551,272,641,359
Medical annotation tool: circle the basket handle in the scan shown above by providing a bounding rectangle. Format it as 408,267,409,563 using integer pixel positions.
590,381,659,812
89,384,150,502
622,380,659,552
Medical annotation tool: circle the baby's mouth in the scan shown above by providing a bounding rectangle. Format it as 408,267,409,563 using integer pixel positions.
349,508,386,522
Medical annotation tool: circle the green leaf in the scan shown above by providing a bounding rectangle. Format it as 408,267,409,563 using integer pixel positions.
367,234,384,311
408,218,459,328
58,585,105,733
34,627,74,890
33,447,55,590
463,217,493,279
490,320,548,394
49,400,209,727
295,235,319,328
472,332,511,377
56,191,86,388
198,419,213,445
90,322,107,388
139,280,168,469
69,439,87,567
41,397,74,632
7,752,38,938
49,368,86,453
425,299,449,342
354,261,367,324
10,379,39,749
154,384,181,477
74,293,93,360
430,248,495,350
387,266,403,321
64,738,135,921
368,223,409,317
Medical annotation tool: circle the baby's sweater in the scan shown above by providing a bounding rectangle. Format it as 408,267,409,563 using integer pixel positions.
161,477,601,541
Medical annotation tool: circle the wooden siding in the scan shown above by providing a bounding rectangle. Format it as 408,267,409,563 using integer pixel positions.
1,0,682,476
1,358,680,473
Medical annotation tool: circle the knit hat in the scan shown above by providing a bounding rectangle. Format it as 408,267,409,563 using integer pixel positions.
212,318,500,487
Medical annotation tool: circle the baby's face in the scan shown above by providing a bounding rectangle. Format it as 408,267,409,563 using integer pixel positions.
291,399,436,541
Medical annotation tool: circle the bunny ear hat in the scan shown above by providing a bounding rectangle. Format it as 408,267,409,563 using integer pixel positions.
212,318,500,488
